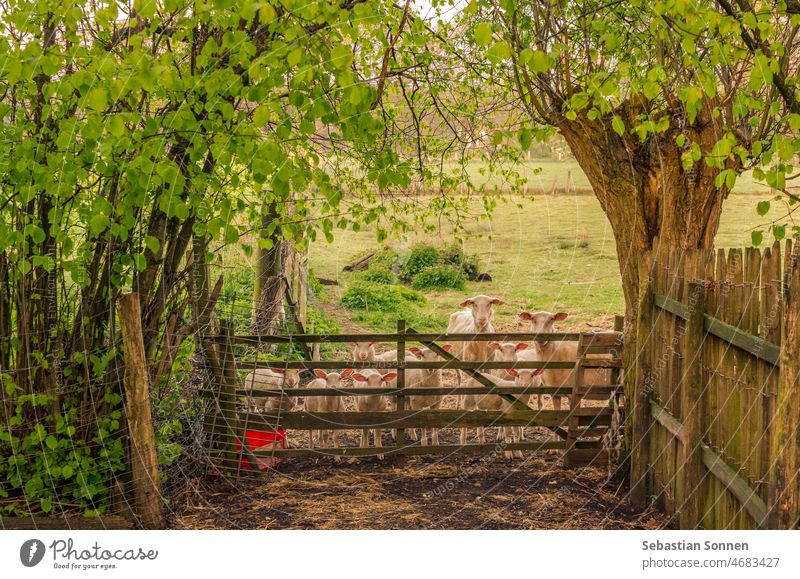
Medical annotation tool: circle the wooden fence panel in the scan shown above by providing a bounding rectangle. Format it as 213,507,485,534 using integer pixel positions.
639,241,799,529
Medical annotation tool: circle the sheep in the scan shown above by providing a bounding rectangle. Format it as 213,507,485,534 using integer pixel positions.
350,370,397,459
488,341,533,444
460,369,542,458
447,295,505,444
242,368,301,413
305,369,353,457
351,341,378,362
404,345,452,446
518,310,610,411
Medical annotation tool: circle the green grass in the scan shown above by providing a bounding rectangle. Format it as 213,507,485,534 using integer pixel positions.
308,192,791,331
452,159,773,195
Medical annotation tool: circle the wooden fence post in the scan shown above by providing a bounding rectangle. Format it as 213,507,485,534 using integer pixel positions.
769,246,800,529
395,319,406,457
630,249,654,507
678,280,706,528
218,319,239,461
118,292,164,530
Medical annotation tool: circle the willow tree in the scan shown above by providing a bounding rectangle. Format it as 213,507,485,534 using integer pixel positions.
441,0,799,319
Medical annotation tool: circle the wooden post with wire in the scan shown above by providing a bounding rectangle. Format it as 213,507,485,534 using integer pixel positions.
118,292,164,530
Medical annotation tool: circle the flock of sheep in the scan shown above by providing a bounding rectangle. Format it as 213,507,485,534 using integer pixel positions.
244,294,609,459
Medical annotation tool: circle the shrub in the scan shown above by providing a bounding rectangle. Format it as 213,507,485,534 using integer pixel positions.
399,245,440,281
368,248,401,272
341,281,425,312
411,265,467,291
358,267,396,284
441,244,480,280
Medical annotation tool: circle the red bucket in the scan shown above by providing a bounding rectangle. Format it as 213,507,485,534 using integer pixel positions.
236,429,287,470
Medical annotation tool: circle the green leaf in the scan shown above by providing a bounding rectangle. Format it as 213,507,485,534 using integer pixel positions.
529,50,550,73
45,435,58,450
518,128,533,150
253,104,271,126
474,22,493,47
487,41,511,63
756,200,771,216
287,47,303,67
89,214,110,236
612,116,625,136
144,235,160,254
62,465,74,479
40,497,53,514
751,230,763,246
329,45,353,69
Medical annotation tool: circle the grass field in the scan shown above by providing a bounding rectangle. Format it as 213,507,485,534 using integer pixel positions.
454,159,774,195
307,192,793,332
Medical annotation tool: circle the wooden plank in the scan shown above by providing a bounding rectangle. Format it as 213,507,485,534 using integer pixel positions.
117,292,164,530
0,516,134,530
233,385,615,397
702,445,768,528
650,400,686,443
395,319,407,454
630,248,655,507
654,292,690,319
653,292,780,365
650,397,769,528
250,440,579,458
679,279,706,529
207,332,586,344
232,360,579,371
768,241,800,529
204,408,612,431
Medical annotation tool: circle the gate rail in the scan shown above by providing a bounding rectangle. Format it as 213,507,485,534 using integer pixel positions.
200,319,624,474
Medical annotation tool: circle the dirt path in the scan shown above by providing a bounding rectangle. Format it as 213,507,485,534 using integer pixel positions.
170,449,668,530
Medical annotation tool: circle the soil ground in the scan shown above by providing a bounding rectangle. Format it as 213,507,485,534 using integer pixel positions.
169,446,668,529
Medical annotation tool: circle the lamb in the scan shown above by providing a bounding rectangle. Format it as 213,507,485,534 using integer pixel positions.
447,295,505,444
404,345,451,446
351,341,378,362
242,368,301,413
460,369,542,458
305,369,353,456
489,341,534,444
518,311,610,411
351,370,397,459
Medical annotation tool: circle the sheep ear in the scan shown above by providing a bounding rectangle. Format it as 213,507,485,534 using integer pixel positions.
488,341,501,350
506,368,518,377
382,372,397,382
553,312,569,321
351,373,368,382
516,342,528,351
459,298,475,307
518,311,533,320
442,344,453,352
340,368,354,378
269,368,285,374
369,341,379,345
490,298,505,306
313,369,327,379
533,368,545,376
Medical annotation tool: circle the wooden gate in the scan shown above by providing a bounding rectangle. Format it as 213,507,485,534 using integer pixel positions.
200,321,624,474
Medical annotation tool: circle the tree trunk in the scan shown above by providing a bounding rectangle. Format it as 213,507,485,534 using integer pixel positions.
556,104,734,469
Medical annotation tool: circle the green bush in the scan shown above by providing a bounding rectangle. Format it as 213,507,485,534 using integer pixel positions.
368,248,401,272
341,281,425,312
358,267,396,284
441,244,480,280
399,245,440,281
411,265,467,290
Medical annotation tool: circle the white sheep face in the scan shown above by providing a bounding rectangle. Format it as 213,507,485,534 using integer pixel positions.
460,295,505,331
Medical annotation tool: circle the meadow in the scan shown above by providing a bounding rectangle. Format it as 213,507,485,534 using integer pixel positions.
306,190,793,332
